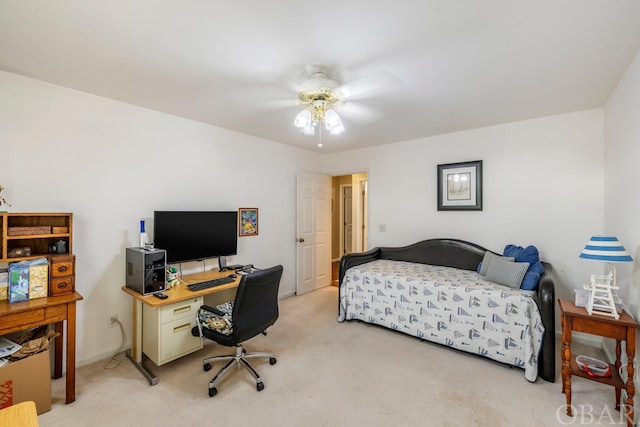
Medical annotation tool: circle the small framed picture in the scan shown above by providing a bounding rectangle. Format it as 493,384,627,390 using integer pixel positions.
239,208,259,236
437,160,483,211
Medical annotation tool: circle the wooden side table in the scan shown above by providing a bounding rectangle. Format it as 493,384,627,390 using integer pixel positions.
0,292,83,404
559,299,639,427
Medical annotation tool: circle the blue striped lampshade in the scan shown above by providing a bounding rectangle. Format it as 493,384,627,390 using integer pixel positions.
579,236,633,262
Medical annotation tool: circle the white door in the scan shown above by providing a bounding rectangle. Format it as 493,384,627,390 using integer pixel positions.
296,172,331,295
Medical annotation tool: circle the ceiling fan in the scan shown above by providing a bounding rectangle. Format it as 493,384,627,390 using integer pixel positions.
285,64,401,140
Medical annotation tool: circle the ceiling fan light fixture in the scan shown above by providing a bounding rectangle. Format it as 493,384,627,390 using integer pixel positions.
294,109,316,135
324,109,345,135
294,109,312,128
294,71,347,140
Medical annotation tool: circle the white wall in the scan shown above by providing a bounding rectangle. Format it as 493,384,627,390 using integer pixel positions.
322,109,606,312
604,48,640,319
0,70,322,365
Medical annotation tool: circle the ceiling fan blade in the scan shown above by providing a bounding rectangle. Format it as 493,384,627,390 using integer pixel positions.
337,101,381,122
255,69,306,95
262,98,300,109
338,70,403,100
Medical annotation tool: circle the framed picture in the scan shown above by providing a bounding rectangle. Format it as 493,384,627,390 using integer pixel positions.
437,160,483,211
239,208,259,236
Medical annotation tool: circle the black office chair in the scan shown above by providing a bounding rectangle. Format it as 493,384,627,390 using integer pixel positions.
195,265,283,397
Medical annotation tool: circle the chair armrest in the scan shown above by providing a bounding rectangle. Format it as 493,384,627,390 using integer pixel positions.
201,305,226,317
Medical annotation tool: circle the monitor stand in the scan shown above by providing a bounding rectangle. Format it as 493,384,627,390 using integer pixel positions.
218,256,227,272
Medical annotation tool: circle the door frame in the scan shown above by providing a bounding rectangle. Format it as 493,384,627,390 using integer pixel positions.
339,183,353,257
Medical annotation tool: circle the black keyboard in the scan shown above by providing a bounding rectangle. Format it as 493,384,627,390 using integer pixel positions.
187,276,235,292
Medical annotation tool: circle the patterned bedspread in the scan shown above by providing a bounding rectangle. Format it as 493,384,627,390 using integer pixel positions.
338,259,545,381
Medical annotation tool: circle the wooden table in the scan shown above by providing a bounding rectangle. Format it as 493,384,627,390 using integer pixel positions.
0,292,83,404
559,299,638,426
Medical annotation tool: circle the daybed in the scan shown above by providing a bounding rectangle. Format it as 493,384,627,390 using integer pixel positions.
338,238,555,382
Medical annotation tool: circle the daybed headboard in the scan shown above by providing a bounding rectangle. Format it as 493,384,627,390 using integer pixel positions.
379,238,492,271
339,238,494,285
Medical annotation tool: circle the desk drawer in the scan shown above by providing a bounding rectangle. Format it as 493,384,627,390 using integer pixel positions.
1,309,45,331
50,260,74,277
158,316,203,364
50,277,75,296
160,297,202,324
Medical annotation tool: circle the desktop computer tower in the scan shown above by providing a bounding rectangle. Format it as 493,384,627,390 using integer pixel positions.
126,247,166,295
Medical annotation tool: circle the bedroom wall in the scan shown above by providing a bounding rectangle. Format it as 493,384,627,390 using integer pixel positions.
322,109,606,315
604,48,640,320
0,70,322,365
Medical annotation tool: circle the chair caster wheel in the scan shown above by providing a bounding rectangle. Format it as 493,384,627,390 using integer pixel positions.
269,357,277,365
209,387,217,397
204,363,211,372
257,382,264,392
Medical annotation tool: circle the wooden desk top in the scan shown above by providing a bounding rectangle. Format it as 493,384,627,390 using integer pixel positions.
121,269,240,307
0,292,83,314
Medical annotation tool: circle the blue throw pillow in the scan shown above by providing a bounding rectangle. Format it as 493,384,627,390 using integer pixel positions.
503,244,540,264
529,261,545,275
503,244,523,259
503,244,543,290
521,271,541,291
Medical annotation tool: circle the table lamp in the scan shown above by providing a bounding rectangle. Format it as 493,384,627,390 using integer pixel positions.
579,235,633,319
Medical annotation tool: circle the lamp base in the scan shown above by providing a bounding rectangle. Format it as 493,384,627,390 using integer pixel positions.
583,273,619,319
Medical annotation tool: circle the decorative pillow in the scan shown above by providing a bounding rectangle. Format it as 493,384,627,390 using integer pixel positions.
485,257,530,289
503,244,544,290
503,244,539,264
478,251,515,276
521,271,542,291
529,261,545,276
199,302,234,336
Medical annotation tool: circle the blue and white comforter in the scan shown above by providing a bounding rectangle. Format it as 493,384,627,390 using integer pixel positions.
338,259,545,381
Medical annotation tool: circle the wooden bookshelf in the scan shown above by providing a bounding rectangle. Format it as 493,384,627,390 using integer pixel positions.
0,212,73,263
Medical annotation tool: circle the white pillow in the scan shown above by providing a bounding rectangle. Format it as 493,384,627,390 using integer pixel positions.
485,257,530,288
478,251,514,276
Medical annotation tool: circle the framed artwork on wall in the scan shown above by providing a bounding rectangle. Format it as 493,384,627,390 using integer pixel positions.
437,160,483,211
239,208,259,236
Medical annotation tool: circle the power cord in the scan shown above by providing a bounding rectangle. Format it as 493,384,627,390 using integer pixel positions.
103,317,126,370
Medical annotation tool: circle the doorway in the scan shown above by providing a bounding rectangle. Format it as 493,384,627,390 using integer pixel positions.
331,172,369,285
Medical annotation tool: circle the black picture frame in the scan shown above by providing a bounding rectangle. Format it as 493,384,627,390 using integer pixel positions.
437,160,483,211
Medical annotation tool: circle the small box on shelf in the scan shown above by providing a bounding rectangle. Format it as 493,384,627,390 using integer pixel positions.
7,226,51,236
7,247,30,258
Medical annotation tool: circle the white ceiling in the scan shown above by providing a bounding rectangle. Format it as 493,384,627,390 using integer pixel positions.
1,1,640,153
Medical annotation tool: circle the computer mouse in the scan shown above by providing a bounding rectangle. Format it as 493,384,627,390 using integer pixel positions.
229,274,237,279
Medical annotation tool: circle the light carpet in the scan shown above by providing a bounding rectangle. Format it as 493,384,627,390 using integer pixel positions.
39,286,628,426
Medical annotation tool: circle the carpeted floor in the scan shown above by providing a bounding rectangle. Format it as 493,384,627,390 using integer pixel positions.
39,286,628,426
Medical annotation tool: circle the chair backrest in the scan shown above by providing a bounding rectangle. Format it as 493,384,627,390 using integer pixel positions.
231,265,283,343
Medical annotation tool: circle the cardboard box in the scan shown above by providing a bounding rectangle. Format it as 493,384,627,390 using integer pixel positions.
0,349,51,414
